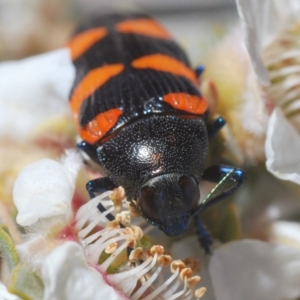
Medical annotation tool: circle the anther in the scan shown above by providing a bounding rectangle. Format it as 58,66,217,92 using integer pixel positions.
170,260,186,273
150,245,164,256
116,211,131,226
180,267,193,281
129,247,143,261
157,254,172,266
127,237,137,249
131,226,143,240
107,220,120,229
128,200,141,217
109,186,125,210
105,242,118,254
183,257,201,272
195,287,206,298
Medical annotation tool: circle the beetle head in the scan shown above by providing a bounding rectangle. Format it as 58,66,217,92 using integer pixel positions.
136,173,200,237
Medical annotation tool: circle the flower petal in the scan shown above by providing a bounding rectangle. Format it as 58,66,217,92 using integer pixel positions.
271,221,300,249
236,0,281,85
41,242,126,300
170,236,217,300
0,48,74,141
0,281,20,300
273,0,300,24
265,107,300,184
209,240,300,300
13,154,81,226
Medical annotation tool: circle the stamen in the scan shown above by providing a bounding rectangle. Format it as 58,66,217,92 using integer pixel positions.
105,242,118,254
109,186,125,210
87,233,133,265
75,190,206,299
131,226,143,240
195,287,206,299
127,237,137,249
142,267,180,300
168,277,188,300
187,276,201,288
116,211,131,226
161,282,181,298
131,263,162,300
82,227,108,245
101,239,130,271
75,192,113,230
183,258,201,273
129,247,143,261
158,254,172,266
128,200,141,217
77,207,114,239
108,255,156,296
150,245,164,256
171,260,186,273
180,268,193,281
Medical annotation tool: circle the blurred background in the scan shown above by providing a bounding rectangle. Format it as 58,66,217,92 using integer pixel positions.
0,0,238,63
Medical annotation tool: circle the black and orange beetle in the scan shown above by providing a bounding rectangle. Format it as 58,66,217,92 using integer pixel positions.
68,13,245,251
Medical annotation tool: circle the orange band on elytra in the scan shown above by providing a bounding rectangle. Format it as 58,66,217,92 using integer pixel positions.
164,93,208,114
131,54,198,85
115,19,173,39
68,27,107,60
79,108,123,144
70,63,124,121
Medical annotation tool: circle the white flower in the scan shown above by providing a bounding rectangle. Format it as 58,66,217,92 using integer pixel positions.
265,108,300,184
0,48,74,141
13,150,82,226
11,156,206,299
236,0,300,183
270,221,300,249
172,237,300,300
0,281,20,300
41,242,123,300
209,240,300,300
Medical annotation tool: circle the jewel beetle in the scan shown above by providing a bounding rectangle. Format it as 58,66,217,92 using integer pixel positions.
68,13,245,250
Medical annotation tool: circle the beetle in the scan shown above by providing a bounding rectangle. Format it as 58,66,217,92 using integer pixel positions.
67,13,245,251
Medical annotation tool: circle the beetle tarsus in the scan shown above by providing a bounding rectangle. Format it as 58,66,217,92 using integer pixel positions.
206,117,226,139
195,64,205,78
86,177,117,221
193,215,212,254
78,141,99,163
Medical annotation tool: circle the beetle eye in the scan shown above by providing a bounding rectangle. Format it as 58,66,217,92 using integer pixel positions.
137,186,160,223
178,175,200,212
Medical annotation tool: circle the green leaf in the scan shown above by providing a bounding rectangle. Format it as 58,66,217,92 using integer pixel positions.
137,235,152,249
0,224,19,270
9,264,44,300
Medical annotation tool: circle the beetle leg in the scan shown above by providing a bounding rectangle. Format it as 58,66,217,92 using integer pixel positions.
193,165,244,253
206,116,226,139
195,64,205,78
193,214,212,254
86,177,117,221
200,165,245,210
78,141,99,163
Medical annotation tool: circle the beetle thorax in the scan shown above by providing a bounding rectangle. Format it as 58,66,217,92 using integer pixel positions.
97,114,208,199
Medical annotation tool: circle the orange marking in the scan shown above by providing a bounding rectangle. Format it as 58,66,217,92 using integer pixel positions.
164,93,208,114
115,19,172,40
79,108,123,144
70,64,124,121
131,54,198,85
68,27,107,60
